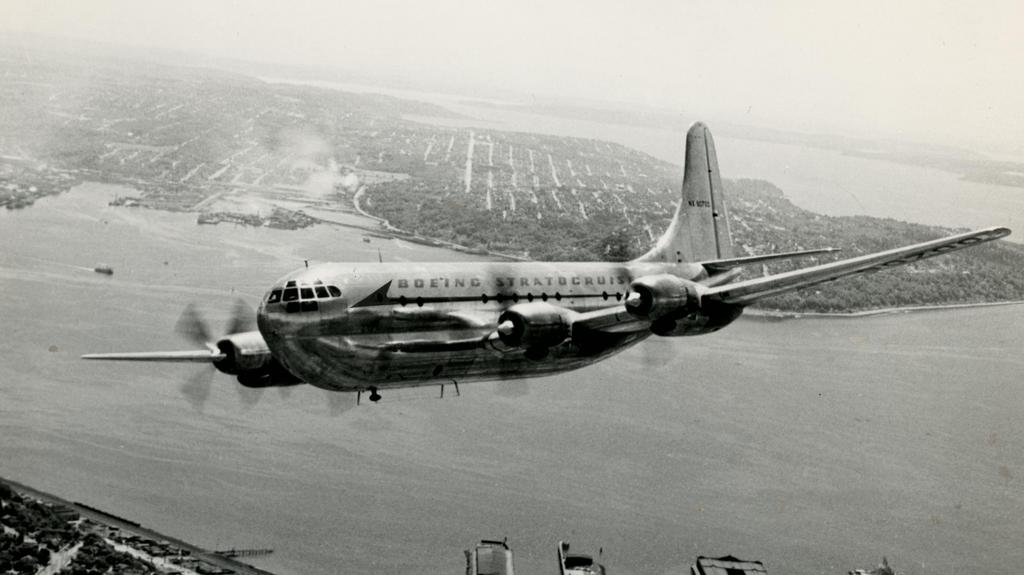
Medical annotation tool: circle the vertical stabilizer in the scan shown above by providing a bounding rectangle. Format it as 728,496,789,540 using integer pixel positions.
636,122,732,263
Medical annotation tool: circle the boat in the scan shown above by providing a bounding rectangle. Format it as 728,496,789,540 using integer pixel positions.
558,541,605,575
93,265,114,276
466,539,514,575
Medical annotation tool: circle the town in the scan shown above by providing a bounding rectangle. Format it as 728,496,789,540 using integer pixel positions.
0,479,273,575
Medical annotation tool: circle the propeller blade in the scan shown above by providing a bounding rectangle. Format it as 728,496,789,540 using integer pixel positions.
494,380,530,398
180,367,214,412
236,385,264,409
326,390,356,417
175,303,212,347
225,298,256,335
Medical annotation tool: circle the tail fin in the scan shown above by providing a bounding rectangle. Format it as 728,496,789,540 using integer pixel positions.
636,122,732,263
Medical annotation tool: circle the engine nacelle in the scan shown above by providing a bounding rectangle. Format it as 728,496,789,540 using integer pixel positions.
214,331,274,375
496,302,575,350
625,274,702,321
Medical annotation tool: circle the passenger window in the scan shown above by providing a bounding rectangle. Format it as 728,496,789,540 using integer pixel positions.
300,287,314,300
267,289,282,303
327,286,342,297
282,288,299,302
314,286,329,299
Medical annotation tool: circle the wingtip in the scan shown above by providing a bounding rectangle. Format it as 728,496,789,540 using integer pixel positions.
973,226,1012,240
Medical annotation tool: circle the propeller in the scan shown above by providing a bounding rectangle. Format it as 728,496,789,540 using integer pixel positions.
494,380,530,398
326,389,357,417
175,299,257,412
180,368,214,411
236,385,265,409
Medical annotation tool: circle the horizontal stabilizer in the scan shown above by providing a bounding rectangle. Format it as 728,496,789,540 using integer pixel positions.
701,247,841,272
81,350,225,362
703,226,1011,306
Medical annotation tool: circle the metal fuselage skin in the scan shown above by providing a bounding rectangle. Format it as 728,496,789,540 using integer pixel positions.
256,260,735,392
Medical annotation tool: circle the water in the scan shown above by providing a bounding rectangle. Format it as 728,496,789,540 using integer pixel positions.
2,184,1023,575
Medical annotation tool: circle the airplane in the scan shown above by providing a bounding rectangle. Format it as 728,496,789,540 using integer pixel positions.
83,122,1012,404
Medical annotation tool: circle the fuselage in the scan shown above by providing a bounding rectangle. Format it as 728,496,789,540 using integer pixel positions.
256,260,720,392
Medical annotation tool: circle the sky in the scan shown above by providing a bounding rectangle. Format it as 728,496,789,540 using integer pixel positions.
5,0,1024,154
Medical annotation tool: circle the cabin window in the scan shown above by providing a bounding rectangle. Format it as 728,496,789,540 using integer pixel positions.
299,287,314,300
314,286,329,299
267,289,282,303
327,285,342,297
541,293,548,301
481,294,489,303
527,293,534,302
554,292,562,301
301,300,318,312
282,287,299,302
416,297,424,307
286,301,300,313
615,292,622,301
285,280,296,287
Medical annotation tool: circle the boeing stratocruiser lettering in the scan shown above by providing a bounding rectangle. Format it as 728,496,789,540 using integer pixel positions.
83,122,1013,404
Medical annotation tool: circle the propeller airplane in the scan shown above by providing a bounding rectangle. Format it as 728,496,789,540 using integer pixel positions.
83,123,1012,405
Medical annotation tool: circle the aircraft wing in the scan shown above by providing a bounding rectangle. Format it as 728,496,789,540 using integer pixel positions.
81,350,225,362
702,226,1011,306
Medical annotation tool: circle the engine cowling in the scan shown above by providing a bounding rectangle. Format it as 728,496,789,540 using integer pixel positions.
624,274,702,321
213,331,274,375
496,302,575,350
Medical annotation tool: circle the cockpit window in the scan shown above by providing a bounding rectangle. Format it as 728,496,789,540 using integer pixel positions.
275,281,341,311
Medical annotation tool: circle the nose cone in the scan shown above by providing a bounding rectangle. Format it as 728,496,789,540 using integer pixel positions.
256,265,347,339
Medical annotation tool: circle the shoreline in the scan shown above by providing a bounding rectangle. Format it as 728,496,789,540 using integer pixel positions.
23,180,1022,309
0,475,278,575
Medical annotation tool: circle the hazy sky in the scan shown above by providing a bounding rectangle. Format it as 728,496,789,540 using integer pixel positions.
6,0,1023,152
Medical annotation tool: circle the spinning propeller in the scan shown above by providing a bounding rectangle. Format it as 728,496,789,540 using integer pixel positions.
174,300,262,411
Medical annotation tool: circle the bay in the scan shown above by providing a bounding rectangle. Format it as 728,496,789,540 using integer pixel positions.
2,183,1023,575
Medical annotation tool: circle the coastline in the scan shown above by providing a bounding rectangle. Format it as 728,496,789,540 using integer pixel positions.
1,475,277,575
